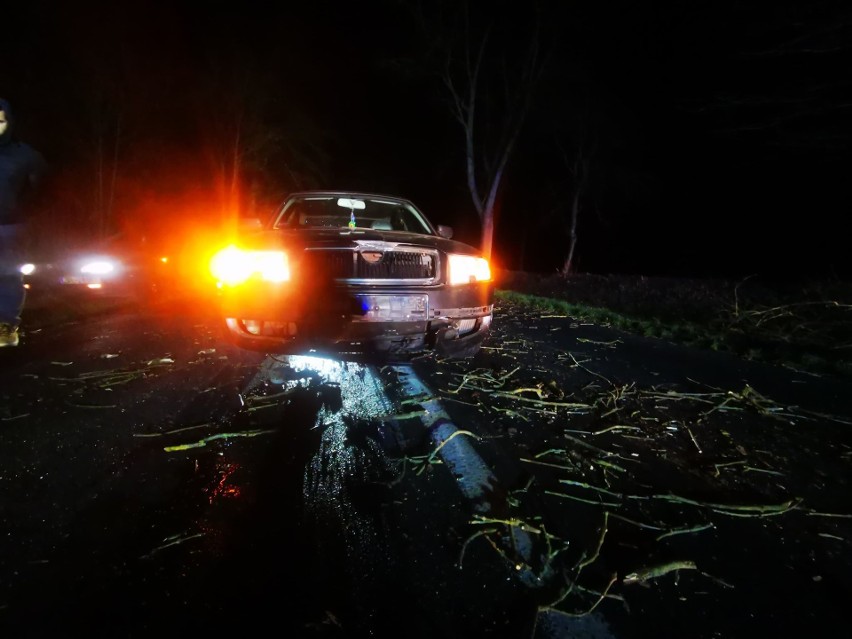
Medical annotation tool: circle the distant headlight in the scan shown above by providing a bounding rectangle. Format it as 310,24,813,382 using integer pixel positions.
210,246,290,285
447,254,491,285
19,263,36,276
80,260,116,275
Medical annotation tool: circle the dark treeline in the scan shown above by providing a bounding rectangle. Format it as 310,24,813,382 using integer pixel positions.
3,0,850,279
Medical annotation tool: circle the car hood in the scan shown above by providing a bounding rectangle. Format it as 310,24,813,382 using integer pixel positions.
239,228,483,256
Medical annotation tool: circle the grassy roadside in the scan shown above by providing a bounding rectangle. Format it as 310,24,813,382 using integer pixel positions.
495,271,852,379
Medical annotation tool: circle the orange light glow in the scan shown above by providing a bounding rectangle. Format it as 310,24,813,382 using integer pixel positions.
209,246,289,285
448,254,491,285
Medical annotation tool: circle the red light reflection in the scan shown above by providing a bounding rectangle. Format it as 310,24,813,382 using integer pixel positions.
205,461,242,504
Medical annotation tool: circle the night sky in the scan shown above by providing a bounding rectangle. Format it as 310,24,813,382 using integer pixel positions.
4,0,850,280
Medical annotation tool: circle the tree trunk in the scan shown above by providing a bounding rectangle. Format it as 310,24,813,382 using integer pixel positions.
560,185,580,276
560,153,587,277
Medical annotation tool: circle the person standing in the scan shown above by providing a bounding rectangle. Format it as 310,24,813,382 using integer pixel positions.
0,97,46,347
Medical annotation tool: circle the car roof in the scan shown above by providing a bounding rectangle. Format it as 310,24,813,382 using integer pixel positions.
283,191,417,206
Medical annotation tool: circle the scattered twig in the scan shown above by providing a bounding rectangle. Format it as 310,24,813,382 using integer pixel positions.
590,424,642,435
804,510,852,519
607,512,666,531
1,413,29,421
164,428,276,452
625,493,801,518
685,426,702,453
67,402,118,409
545,490,620,508
133,423,212,438
140,532,205,559
656,523,715,541
428,430,479,464
566,352,613,386
623,560,697,585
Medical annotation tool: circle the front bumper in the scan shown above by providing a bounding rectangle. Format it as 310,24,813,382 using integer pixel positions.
217,281,493,360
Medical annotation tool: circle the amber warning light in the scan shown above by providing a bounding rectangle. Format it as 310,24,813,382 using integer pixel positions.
210,246,290,285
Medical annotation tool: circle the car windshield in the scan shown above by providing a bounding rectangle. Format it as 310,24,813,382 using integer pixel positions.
274,195,434,235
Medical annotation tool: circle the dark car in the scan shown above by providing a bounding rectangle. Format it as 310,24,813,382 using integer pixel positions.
209,191,494,361
22,233,172,303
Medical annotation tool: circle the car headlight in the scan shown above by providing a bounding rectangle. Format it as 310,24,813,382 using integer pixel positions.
447,254,491,285
80,259,116,275
19,263,36,276
210,246,290,285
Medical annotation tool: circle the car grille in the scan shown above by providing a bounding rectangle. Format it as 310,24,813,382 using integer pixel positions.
303,248,437,282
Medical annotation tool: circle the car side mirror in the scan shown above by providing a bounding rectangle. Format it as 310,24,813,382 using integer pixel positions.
437,225,453,239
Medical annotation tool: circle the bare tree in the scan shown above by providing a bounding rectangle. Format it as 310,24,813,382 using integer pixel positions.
407,1,550,259
521,85,602,277
679,3,852,150
557,142,590,276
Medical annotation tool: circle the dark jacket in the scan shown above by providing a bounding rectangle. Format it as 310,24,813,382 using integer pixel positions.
0,98,46,225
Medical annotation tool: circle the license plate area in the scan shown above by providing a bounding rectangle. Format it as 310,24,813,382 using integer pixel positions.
352,294,428,322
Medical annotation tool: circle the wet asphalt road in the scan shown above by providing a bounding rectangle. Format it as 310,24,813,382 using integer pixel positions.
1,293,851,638
0,295,536,638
